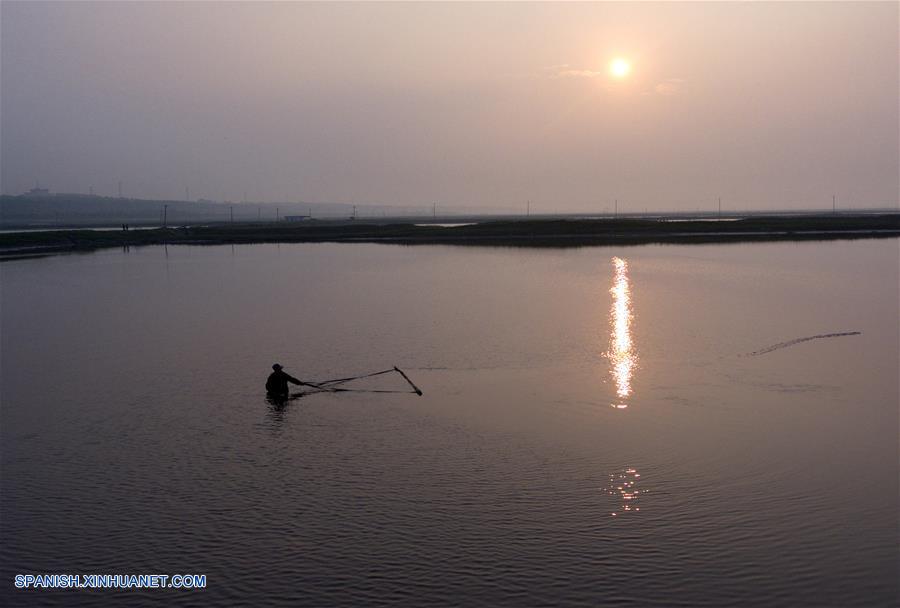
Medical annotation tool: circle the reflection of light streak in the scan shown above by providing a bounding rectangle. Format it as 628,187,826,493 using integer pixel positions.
606,257,637,408
607,467,644,516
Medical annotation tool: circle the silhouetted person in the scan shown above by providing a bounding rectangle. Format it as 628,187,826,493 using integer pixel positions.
266,363,303,399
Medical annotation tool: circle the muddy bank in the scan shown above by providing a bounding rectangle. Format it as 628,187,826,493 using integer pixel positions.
1,214,898,258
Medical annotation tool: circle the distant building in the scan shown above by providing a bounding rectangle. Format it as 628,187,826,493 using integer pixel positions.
23,186,50,196
285,215,311,222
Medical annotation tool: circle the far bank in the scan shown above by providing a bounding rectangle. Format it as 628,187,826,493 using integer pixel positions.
1,214,898,259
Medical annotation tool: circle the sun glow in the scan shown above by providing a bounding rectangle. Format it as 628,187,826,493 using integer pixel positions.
610,58,631,79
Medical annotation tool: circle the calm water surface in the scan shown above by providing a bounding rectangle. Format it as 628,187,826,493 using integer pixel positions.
2,240,897,607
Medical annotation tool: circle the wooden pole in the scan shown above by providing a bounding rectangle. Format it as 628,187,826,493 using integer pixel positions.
394,366,423,396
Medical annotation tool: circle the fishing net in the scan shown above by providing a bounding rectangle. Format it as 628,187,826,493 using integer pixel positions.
289,366,423,398
745,331,860,356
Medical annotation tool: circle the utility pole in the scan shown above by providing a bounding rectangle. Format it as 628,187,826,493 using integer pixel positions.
718,197,721,217
185,186,190,202
527,200,531,217
615,199,618,218
258,206,261,221
118,181,123,198
832,194,836,214
163,204,168,228
276,207,280,221
433,203,436,218
230,206,234,223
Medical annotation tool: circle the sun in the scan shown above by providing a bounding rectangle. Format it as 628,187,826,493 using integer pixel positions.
610,58,631,79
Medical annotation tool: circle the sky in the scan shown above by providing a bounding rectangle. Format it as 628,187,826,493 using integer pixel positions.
2,1,897,212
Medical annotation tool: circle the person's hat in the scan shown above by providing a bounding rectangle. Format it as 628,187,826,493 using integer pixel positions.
272,363,283,370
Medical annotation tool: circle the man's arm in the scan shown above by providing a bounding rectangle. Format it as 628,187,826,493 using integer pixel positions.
286,373,303,386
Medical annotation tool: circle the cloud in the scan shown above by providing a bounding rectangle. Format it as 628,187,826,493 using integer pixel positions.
544,65,604,79
558,69,605,79
654,78,687,96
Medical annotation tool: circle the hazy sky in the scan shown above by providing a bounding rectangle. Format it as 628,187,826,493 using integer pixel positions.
2,1,897,211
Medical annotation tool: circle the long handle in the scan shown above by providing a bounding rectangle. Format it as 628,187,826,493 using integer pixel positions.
394,366,423,396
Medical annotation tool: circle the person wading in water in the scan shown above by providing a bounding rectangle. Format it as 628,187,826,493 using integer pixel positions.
266,364,304,400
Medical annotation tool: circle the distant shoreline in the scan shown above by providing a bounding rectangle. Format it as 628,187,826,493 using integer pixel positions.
1,214,898,259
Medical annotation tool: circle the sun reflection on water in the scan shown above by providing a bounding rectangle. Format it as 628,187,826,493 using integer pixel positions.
606,257,637,408
606,467,643,516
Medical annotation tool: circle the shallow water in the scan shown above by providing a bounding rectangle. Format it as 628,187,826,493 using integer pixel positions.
1,239,897,607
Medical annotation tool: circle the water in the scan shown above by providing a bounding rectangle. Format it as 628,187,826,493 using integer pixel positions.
0,226,162,233
413,223,476,227
1,239,897,607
